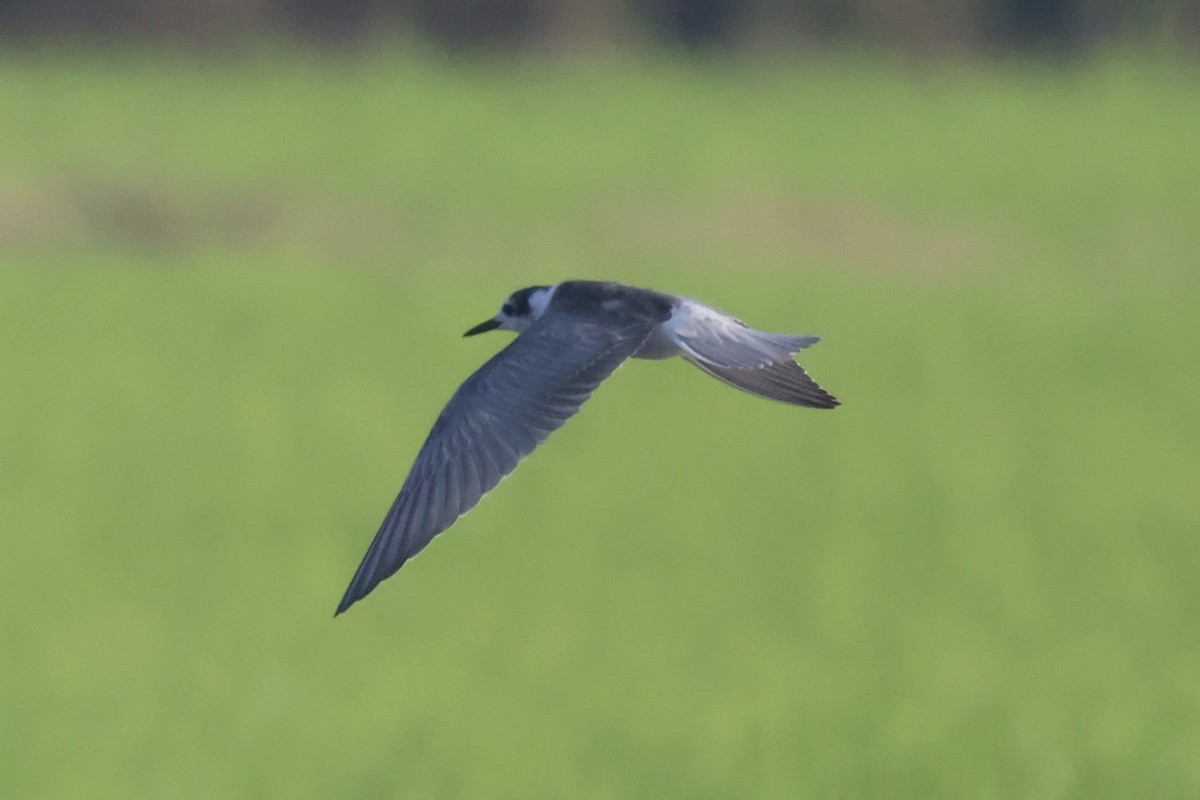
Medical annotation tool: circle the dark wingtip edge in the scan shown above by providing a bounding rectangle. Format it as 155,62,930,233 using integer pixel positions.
333,588,359,618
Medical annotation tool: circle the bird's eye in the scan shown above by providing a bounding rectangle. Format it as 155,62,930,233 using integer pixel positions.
502,303,514,316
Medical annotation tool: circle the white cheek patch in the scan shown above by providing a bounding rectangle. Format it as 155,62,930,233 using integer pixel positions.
527,285,558,319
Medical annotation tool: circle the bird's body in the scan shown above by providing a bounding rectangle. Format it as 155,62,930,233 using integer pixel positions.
336,280,837,615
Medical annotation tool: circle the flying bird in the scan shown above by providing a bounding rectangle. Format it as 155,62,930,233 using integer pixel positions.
336,280,838,615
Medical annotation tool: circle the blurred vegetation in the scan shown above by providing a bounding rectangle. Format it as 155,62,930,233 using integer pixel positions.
2,48,1199,798
0,0,1196,51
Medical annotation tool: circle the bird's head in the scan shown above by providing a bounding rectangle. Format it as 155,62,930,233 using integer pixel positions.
464,285,555,337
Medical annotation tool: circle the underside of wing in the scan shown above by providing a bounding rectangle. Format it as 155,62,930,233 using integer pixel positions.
688,357,840,408
669,299,820,369
336,310,656,615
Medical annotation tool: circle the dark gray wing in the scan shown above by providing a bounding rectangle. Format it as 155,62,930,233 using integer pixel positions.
335,311,657,615
688,358,839,408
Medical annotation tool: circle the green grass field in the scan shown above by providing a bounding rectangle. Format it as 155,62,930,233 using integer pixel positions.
2,49,1198,798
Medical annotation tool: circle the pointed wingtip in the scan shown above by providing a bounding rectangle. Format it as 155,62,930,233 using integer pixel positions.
333,590,358,618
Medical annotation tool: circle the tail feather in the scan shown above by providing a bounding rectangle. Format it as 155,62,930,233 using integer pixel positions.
689,358,839,409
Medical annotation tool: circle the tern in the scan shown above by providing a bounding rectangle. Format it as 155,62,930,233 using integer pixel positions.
336,280,838,615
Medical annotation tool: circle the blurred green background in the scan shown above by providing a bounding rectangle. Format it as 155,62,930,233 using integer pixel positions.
2,7,1200,797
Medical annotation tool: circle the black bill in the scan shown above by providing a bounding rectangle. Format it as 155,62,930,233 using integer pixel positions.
463,318,502,337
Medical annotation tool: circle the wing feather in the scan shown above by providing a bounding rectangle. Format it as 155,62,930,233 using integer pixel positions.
688,358,839,408
335,310,655,614
669,298,819,368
